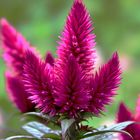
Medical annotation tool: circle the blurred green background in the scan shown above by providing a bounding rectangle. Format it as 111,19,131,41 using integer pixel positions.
0,0,140,138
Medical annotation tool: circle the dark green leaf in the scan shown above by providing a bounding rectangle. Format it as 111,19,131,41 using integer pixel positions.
22,121,61,139
80,121,135,140
105,121,134,131
23,112,51,120
81,130,132,139
23,112,61,130
43,133,61,140
5,135,35,140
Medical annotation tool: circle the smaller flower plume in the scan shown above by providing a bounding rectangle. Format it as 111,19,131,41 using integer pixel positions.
0,19,36,112
89,52,121,114
5,72,34,113
0,18,36,75
117,98,140,140
23,50,57,116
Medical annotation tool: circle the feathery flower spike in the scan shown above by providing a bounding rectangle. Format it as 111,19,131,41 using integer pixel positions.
5,72,34,113
89,52,121,114
57,0,96,75
23,50,57,116
0,19,35,112
117,100,140,140
1,0,122,118
0,18,37,75
22,0,121,118
54,54,90,117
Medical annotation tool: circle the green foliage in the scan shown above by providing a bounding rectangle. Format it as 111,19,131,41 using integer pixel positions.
5,113,135,140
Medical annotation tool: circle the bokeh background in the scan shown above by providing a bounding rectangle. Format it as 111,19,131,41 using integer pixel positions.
0,0,140,138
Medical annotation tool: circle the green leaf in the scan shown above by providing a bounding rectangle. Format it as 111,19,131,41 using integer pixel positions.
81,130,132,139
80,121,135,140
81,133,113,140
23,112,61,130
23,112,51,120
22,122,44,139
22,121,61,140
4,135,35,140
105,121,134,131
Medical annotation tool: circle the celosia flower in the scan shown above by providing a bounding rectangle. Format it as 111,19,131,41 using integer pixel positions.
54,54,90,117
0,19,34,75
0,19,35,112
23,51,56,116
22,0,121,118
5,72,34,113
57,0,96,76
117,98,140,140
89,52,121,114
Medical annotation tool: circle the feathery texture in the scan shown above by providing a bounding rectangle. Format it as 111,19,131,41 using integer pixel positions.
5,72,34,113
57,0,96,75
0,19,35,112
0,18,34,75
23,50,56,116
20,0,121,117
89,52,121,114
1,0,122,118
54,54,90,117
117,101,140,140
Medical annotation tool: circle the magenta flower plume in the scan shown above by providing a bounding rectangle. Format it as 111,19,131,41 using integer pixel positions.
21,0,121,118
0,19,35,112
117,100,140,140
89,52,121,114
1,0,122,118
5,72,34,113
23,50,56,116
54,54,90,117
57,0,96,75
0,18,37,75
